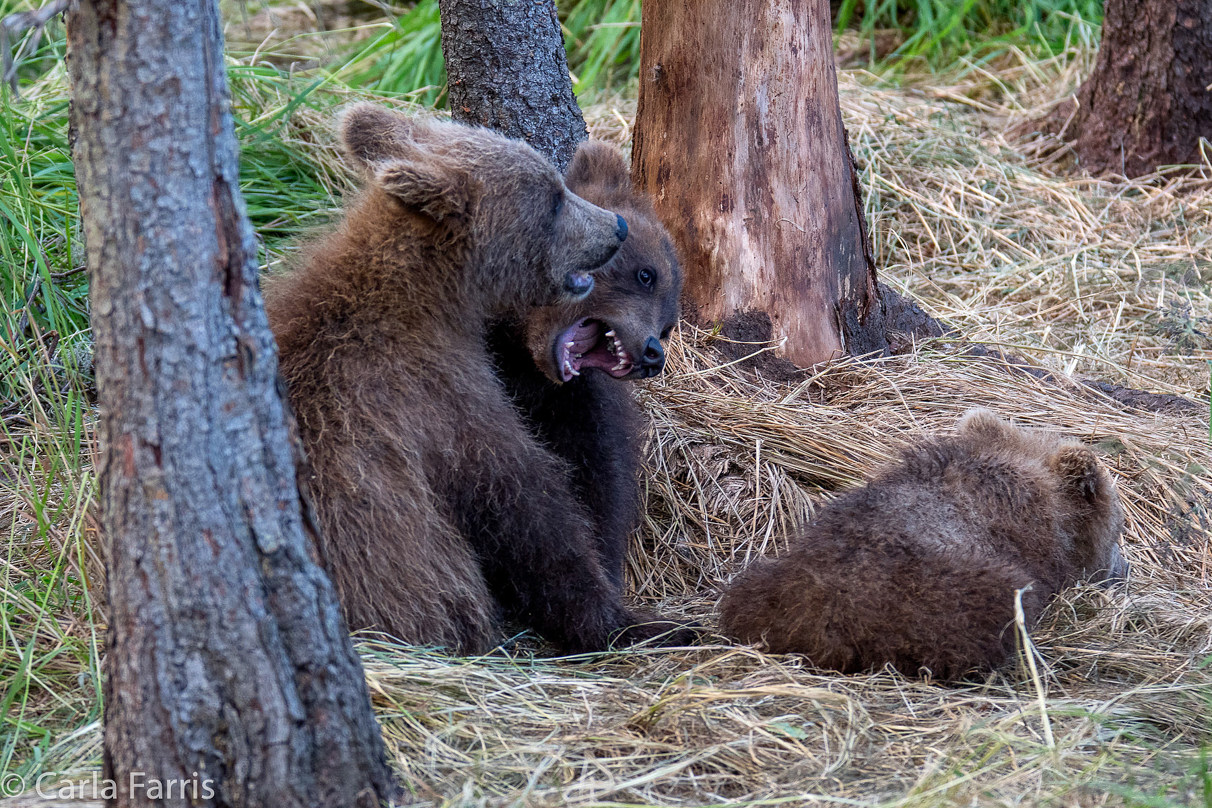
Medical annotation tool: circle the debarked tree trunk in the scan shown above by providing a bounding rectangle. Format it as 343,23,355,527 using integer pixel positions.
631,0,940,366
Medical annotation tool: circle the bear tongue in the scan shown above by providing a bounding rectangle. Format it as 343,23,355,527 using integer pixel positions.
555,318,635,380
577,348,633,378
575,329,634,378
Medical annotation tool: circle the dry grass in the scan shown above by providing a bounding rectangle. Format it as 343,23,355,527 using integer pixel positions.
349,329,1212,807
4,42,1212,808
842,53,1212,399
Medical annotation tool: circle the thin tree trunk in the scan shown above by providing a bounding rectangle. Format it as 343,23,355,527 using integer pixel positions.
438,0,586,171
67,0,394,805
632,0,934,366
1065,0,1212,177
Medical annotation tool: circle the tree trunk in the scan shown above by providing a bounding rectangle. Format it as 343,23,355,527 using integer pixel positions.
67,1,394,805
1068,0,1212,177
632,0,920,367
438,0,586,171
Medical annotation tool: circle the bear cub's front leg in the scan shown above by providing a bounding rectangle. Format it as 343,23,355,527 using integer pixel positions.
448,403,695,653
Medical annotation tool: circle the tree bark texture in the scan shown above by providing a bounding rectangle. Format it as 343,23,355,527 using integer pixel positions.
1070,0,1212,177
632,0,899,367
67,1,394,805
438,0,587,172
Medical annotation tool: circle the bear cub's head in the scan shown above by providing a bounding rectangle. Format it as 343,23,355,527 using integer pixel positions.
958,408,1129,584
338,103,629,309
522,142,683,383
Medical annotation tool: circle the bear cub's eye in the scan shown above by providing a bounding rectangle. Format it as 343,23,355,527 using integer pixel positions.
636,267,656,287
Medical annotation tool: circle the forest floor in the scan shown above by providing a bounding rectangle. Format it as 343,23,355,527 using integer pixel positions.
2,11,1212,808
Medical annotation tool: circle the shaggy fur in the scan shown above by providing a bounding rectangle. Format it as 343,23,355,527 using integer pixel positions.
266,104,690,654
489,142,683,590
718,410,1128,680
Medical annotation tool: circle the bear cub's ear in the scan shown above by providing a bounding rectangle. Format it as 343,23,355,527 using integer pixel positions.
339,103,473,223
338,102,416,169
375,160,472,223
566,141,631,193
1049,444,1109,504
957,408,1017,442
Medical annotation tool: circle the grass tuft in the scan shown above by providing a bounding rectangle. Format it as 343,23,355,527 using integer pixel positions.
834,0,1103,74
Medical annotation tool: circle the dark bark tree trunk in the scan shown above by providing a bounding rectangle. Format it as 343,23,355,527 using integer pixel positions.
438,0,586,171
1067,0,1212,177
631,0,938,366
66,0,395,805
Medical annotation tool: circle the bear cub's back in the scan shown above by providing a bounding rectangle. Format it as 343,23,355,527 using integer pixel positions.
718,409,1127,680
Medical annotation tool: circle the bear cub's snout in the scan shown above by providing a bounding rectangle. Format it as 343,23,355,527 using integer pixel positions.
554,192,630,301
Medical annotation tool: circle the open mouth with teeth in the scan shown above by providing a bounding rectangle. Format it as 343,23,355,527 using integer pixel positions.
554,318,635,382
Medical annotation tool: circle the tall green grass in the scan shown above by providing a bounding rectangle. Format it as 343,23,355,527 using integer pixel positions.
1,52,100,788
345,0,1103,104
562,0,640,99
338,0,446,106
835,0,1103,70
0,70,86,407
341,0,644,105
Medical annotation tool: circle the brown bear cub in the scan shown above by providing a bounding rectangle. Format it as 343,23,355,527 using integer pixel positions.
265,104,692,654
719,410,1128,680
488,141,682,591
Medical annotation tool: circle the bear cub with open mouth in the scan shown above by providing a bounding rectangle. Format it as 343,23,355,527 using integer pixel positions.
489,141,683,592
719,409,1128,680
266,105,693,654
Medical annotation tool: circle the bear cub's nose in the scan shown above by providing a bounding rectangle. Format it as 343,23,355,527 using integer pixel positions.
615,214,628,242
564,271,595,297
640,336,664,371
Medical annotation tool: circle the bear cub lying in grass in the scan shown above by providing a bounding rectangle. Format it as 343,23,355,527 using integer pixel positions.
489,141,683,592
719,409,1128,680
267,105,693,654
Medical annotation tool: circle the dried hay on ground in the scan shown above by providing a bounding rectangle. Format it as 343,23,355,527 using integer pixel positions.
356,327,1212,807
4,47,1212,808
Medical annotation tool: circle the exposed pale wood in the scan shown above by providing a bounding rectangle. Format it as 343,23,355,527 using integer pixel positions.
632,0,895,366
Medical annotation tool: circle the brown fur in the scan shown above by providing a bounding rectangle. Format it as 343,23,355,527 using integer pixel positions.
718,410,1128,680
489,141,683,590
265,104,689,654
